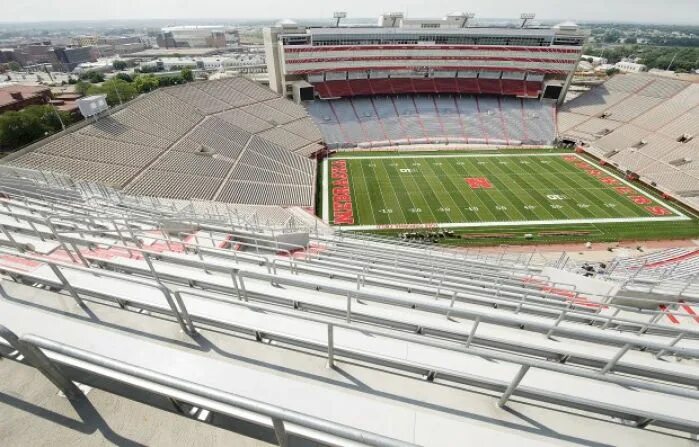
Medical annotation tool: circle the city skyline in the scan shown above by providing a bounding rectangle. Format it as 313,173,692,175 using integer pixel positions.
2,0,698,25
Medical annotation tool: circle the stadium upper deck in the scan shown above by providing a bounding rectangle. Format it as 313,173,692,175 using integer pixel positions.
265,13,587,103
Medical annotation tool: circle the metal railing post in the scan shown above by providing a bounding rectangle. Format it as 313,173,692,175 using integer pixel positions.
546,305,570,339
272,417,289,447
465,317,480,348
48,263,86,308
497,365,530,408
0,326,83,400
327,324,335,368
601,344,631,374
0,224,24,253
655,332,685,359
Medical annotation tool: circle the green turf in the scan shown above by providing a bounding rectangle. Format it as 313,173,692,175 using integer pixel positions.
325,152,686,232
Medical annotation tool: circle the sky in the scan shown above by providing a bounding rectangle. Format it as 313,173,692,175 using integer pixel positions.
2,0,698,24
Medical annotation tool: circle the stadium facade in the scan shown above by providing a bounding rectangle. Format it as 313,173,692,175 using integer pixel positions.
265,13,588,104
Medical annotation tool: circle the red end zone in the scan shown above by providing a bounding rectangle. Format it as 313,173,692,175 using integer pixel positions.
465,177,493,189
331,160,354,225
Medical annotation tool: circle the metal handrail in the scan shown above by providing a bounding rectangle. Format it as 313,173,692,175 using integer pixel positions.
173,288,699,390
0,249,196,335
3,198,699,318
14,332,414,447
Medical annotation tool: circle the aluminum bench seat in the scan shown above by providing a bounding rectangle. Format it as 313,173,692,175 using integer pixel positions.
0,299,562,447
0,232,60,254
9,249,688,389
2,285,698,434
7,248,697,387
77,251,699,354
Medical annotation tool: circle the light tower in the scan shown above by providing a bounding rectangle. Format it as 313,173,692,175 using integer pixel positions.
387,12,404,27
520,13,536,28
333,11,347,27
461,12,475,28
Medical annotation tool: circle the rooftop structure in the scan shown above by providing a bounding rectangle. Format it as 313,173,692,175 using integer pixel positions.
0,85,52,113
265,13,588,103
158,25,240,49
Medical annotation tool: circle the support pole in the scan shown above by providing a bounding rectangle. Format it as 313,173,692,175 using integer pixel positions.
272,417,289,447
465,317,481,348
0,326,83,400
601,344,631,374
327,324,335,368
48,263,86,308
498,365,530,408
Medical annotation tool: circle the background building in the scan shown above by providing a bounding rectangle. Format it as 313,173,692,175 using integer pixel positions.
615,60,648,73
0,85,52,113
157,26,240,49
54,46,96,71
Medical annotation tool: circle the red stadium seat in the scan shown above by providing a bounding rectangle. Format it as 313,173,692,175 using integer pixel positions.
525,81,542,98
313,83,332,98
390,79,414,94
369,79,394,95
501,80,526,96
478,79,503,95
349,79,374,96
410,78,437,94
433,78,460,93
456,78,480,94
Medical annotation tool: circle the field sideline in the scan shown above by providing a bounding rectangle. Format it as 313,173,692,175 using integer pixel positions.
322,152,689,232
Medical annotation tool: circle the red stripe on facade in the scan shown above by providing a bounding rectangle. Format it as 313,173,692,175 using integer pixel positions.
285,56,577,64
289,66,569,75
284,45,581,53
312,78,546,99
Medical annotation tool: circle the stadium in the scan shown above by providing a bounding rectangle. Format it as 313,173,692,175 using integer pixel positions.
0,11,698,447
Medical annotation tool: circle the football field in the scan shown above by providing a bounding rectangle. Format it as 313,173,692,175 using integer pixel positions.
323,152,689,231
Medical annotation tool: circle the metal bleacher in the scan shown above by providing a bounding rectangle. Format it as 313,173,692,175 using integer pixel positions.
2,77,323,207
559,73,699,210
308,94,557,149
0,167,698,446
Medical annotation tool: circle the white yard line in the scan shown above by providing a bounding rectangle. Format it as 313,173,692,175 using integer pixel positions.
322,158,329,224
574,154,687,218
327,152,689,229
335,152,571,160
337,215,689,231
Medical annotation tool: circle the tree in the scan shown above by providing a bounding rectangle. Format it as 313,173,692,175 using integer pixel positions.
181,67,194,82
606,67,620,76
115,72,133,83
157,75,185,87
112,60,127,71
8,61,21,72
0,111,44,149
0,105,73,150
133,74,159,93
80,70,105,83
74,80,91,96
87,78,137,106
25,105,73,133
